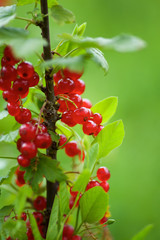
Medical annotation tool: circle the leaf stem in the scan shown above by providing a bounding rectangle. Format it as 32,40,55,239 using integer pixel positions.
0,156,17,160
16,16,34,24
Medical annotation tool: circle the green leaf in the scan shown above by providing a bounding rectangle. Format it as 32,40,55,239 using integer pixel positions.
72,169,90,193
59,33,146,52
0,130,19,143
0,5,16,27
107,218,116,225
80,186,108,224
131,225,153,240
48,0,58,7
88,143,99,170
87,48,109,75
0,27,47,58
46,196,59,240
0,189,16,209
2,219,27,240
91,97,118,124
41,54,88,72
0,110,9,120
29,214,43,240
48,130,60,143
72,22,87,37
0,205,14,218
94,120,125,159
51,5,75,25
59,182,70,217
56,120,73,138
14,185,33,218
38,152,67,183
0,166,17,185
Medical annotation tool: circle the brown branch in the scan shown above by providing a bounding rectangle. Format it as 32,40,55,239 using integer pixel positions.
40,0,59,232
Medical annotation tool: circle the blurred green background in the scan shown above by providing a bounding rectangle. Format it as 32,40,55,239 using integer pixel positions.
0,0,160,239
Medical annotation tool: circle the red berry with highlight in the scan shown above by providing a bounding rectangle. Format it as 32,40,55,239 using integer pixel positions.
82,98,92,108
97,167,110,181
3,89,19,103
33,196,46,211
73,107,91,124
33,212,43,225
7,103,20,116
100,181,110,193
61,110,76,127
72,79,85,95
17,61,34,79
17,155,30,167
94,125,104,137
15,108,31,124
86,180,100,191
82,120,98,135
59,134,67,148
0,78,11,91
12,79,29,96
58,78,75,94
34,133,52,149
20,142,37,159
17,138,25,152
19,122,36,141
4,46,20,65
1,65,17,81
100,216,108,225
63,225,74,239
92,113,102,124
72,236,82,240
65,141,80,157
27,72,39,87
63,68,83,80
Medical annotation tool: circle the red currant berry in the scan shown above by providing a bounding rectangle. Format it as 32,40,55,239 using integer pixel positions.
0,78,11,91
78,150,85,162
72,79,85,95
65,141,80,157
67,94,82,110
92,113,102,124
63,68,83,80
1,65,17,81
21,212,27,221
100,216,108,225
61,110,76,127
70,187,78,197
15,108,32,124
58,78,75,94
6,237,12,240
63,225,74,239
35,123,47,134
82,98,92,108
17,155,30,167
1,57,9,67
33,212,43,225
3,89,19,103
12,79,29,96
34,132,52,149
17,138,25,152
97,167,110,181
20,89,29,99
82,120,98,135
26,227,34,240
16,169,25,185
100,181,110,193
4,46,20,65
58,99,68,113
33,196,46,211
7,103,20,116
27,72,39,87
94,125,104,137
86,180,100,191
20,142,37,159
17,61,34,79
59,134,67,148
72,236,82,240
19,123,36,141
73,107,91,124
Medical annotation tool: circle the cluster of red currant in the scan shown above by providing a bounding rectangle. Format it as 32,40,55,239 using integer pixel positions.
69,166,111,225
54,69,103,137
6,196,46,240
0,46,39,124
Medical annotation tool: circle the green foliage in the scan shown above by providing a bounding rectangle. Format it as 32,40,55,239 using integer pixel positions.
88,143,99,170
58,181,70,217
0,110,9,120
131,225,153,240
72,22,87,37
87,48,109,74
0,166,17,185
91,97,118,124
59,33,146,52
1,218,27,240
72,169,91,193
29,213,43,240
0,130,19,143
17,0,58,7
0,5,16,27
94,120,125,159
0,27,47,58
46,195,59,240
0,189,16,209
51,5,75,25
80,186,108,224
56,121,73,138
14,185,33,218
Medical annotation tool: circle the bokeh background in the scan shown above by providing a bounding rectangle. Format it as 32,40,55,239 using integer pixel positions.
0,0,160,239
